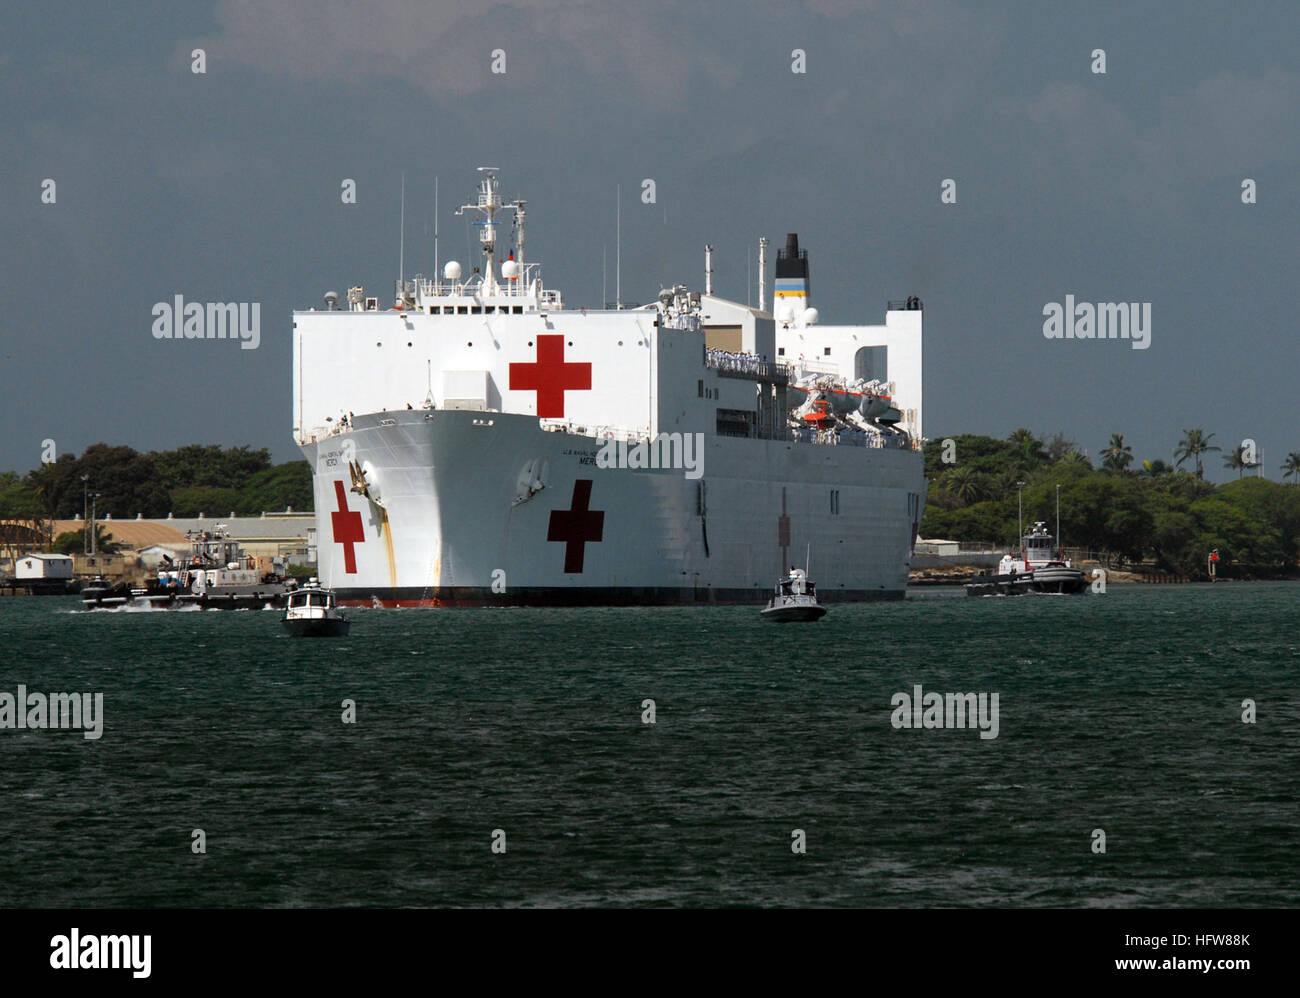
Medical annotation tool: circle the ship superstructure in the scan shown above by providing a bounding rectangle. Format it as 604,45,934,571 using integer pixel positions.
293,169,925,605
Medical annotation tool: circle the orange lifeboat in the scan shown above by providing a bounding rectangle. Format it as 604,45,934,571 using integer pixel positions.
801,400,835,427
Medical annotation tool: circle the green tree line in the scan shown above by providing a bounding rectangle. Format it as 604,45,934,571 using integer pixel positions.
923,429,1300,577
0,444,313,520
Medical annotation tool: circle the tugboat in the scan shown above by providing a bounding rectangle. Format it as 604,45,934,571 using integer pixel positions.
762,567,828,622
965,522,1087,596
282,580,351,636
80,526,293,609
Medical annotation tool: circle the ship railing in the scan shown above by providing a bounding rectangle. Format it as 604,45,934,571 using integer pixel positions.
540,420,653,444
789,426,916,450
705,350,789,384
789,359,839,377
418,277,536,299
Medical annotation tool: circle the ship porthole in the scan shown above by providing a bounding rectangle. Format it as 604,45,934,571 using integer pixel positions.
567,341,573,347
407,341,412,347
467,341,473,347
527,341,533,347
618,340,623,346
376,341,381,347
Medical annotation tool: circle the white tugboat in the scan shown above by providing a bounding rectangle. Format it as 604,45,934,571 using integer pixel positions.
761,566,828,621
282,579,351,636
965,522,1087,596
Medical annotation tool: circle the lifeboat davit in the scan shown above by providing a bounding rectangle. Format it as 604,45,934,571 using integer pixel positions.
802,400,836,427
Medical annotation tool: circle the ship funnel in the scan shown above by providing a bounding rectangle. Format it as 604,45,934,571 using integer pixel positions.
774,232,810,318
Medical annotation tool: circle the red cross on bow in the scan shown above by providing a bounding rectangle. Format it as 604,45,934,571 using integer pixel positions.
509,334,592,418
547,479,604,573
331,480,365,574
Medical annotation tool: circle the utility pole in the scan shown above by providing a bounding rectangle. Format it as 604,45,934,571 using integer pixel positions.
1016,481,1026,555
82,475,89,554
1056,484,1062,559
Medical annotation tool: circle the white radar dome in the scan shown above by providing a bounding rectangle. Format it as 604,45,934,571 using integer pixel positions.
777,302,796,323
801,307,819,326
443,261,462,281
501,260,520,280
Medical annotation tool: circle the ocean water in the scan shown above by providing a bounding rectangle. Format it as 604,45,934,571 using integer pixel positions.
1,583,1296,908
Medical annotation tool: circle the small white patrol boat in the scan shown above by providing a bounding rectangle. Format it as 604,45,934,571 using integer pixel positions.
282,579,351,636
761,567,828,622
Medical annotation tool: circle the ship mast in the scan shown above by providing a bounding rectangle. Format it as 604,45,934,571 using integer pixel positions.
454,167,527,297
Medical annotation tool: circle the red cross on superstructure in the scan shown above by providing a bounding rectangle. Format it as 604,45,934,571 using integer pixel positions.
331,480,365,574
547,479,604,573
509,334,592,418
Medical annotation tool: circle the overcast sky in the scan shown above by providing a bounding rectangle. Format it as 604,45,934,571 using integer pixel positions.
3,0,1297,483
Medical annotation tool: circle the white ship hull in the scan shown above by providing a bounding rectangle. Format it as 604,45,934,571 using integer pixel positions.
292,172,927,606
301,409,923,606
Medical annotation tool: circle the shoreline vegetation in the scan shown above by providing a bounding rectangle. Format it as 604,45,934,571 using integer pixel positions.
0,444,312,526
921,430,1300,582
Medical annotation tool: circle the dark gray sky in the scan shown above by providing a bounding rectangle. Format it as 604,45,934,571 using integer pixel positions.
3,1,1297,482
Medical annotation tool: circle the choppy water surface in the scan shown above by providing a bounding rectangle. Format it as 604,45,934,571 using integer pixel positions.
1,583,1297,907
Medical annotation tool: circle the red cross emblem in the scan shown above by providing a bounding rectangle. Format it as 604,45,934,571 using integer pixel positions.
330,480,365,574
509,334,592,418
547,479,604,573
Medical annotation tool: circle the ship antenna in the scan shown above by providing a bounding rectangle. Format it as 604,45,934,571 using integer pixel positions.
433,176,439,288
616,184,621,309
399,172,405,286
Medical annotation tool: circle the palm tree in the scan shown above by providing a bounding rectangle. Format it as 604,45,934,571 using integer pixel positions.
1101,433,1133,471
1173,428,1220,480
1007,428,1047,464
1224,445,1249,479
943,466,987,505
1061,451,1092,469
1282,452,1300,482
